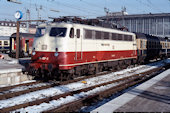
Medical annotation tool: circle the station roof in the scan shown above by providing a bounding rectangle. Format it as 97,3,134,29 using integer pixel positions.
98,13,170,19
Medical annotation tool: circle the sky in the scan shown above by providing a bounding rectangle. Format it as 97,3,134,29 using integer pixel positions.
0,0,170,21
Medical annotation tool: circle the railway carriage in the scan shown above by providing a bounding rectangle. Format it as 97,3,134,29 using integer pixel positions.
9,33,35,58
29,22,137,79
0,36,10,53
136,33,170,63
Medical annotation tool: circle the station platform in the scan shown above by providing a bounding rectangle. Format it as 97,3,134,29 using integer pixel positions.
91,69,170,112
0,55,33,86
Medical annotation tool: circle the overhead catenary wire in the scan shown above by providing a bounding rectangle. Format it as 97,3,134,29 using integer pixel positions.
136,0,163,13
48,0,103,16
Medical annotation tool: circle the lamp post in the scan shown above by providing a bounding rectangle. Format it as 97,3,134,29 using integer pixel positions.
14,11,23,59
16,21,20,59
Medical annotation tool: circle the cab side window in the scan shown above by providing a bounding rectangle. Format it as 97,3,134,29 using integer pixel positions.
70,28,74,38
77,29,80,38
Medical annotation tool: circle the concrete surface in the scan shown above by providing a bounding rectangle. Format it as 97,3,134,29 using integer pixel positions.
0,58,33,86
92,69,170,113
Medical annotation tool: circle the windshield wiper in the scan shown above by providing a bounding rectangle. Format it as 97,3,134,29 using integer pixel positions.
56,32,63,37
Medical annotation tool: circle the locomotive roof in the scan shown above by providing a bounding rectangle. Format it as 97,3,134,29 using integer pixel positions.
40,22,135,36
10,33,35,38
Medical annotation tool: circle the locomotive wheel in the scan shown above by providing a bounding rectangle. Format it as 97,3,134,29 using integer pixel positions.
51,69,60,80
59,72,70,81
34,69,41,80
116,65,121,71
98,64,103,72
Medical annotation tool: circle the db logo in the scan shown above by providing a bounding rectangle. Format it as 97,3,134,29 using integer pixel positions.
112,45,114,49
39,57,49,60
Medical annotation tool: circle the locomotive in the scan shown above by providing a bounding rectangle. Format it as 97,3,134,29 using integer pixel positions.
28,18,170,80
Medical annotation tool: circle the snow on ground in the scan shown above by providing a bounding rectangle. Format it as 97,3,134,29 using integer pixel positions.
0,59,169,111
15,82,119,113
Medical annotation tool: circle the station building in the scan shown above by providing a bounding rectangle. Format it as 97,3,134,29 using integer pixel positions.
0,21,36,37
98,12,170,38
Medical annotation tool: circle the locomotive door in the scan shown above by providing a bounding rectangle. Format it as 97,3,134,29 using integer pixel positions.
25,40,29,55
75,28,82,60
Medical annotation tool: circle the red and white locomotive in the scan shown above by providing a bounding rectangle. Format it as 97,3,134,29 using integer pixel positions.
29,19,137,80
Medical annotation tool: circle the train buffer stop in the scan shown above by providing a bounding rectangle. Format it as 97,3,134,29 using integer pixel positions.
0,54,33,86
91,69,170,112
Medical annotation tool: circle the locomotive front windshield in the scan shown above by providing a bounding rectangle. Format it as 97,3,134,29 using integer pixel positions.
35,27,46,37
49,27,67,37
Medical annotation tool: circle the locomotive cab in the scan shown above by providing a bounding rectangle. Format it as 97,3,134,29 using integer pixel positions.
30,23,74,74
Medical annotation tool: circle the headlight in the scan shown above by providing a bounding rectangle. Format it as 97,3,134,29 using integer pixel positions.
54,52,58,57
32,51,36,56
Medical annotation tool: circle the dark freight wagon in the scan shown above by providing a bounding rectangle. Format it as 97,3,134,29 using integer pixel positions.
9,33,35,58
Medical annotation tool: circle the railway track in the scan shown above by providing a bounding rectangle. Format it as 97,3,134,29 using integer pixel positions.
0,60,169,112
0,70,115,100
42,66,166,112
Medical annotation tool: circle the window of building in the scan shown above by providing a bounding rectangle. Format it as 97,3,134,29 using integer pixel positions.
157,18,163,35
0,41,2,45
77,29,80,38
